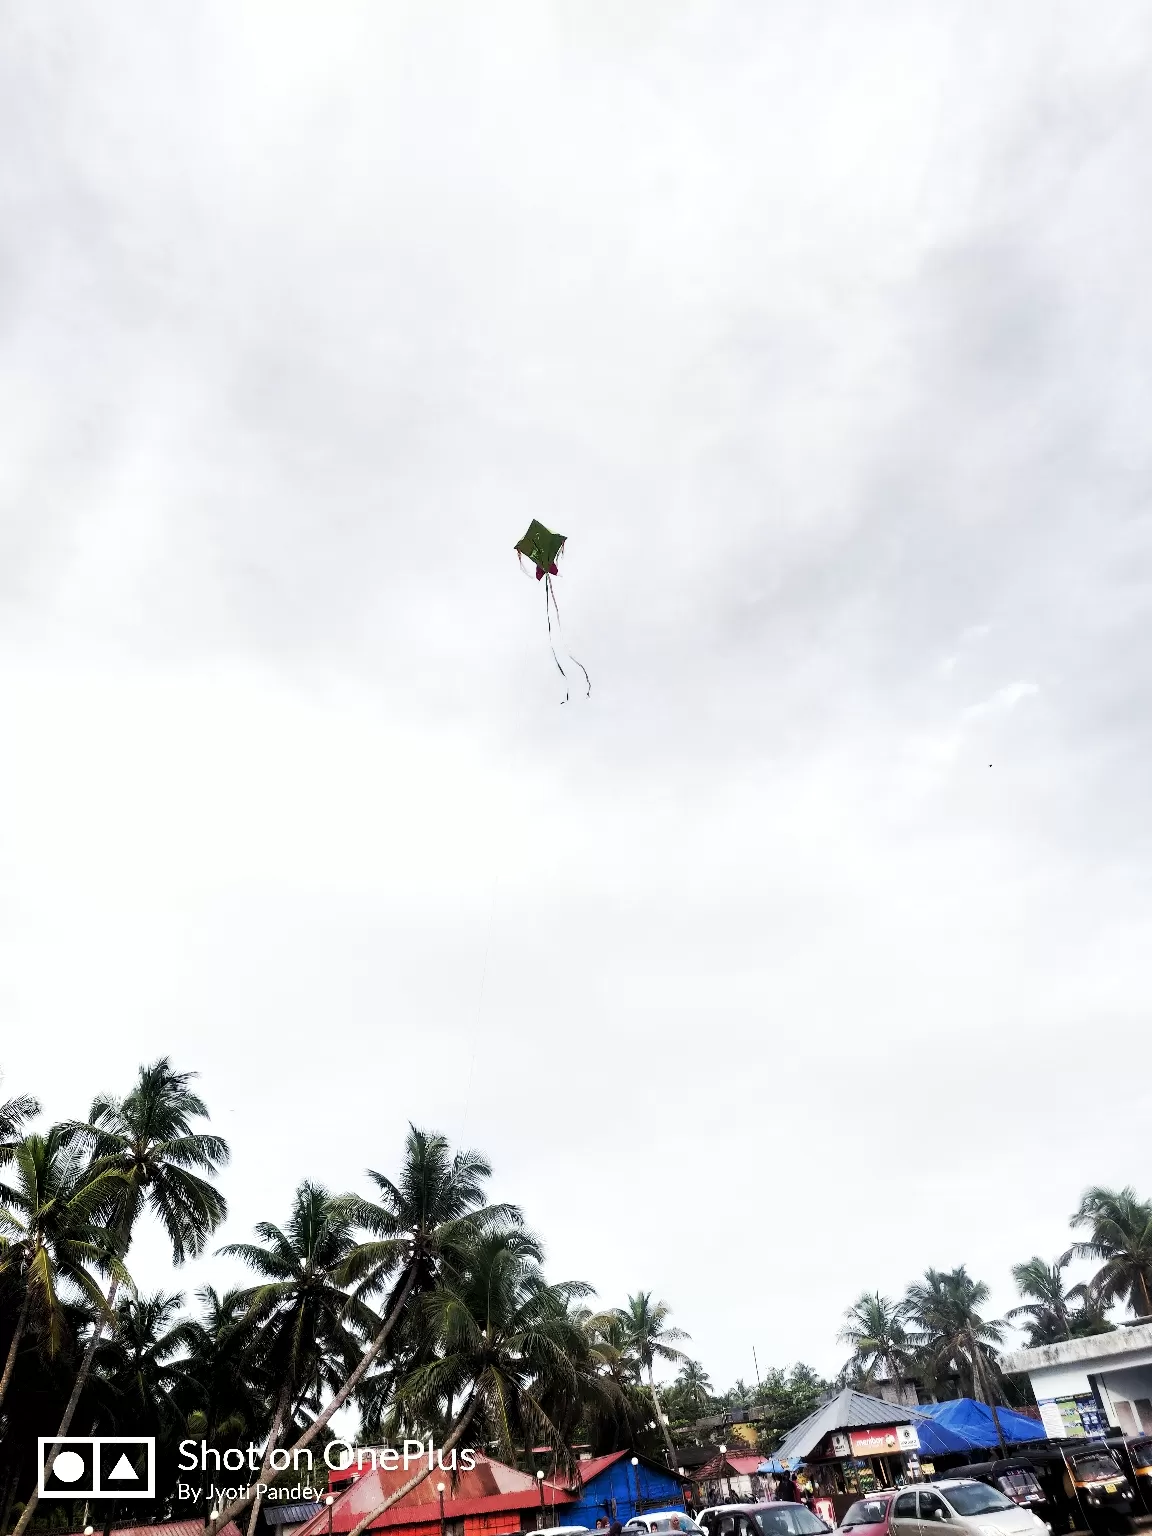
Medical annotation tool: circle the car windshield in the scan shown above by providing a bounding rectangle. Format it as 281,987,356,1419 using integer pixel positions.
1072,1455,1122,1483
841,1499,890,1527
754,1510,827,1536
1130,1444,1152,1470
998,1471,1041,1496
944,1485,1016,1515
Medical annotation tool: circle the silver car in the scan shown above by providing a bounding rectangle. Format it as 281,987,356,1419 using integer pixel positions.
888,1480,1049,1536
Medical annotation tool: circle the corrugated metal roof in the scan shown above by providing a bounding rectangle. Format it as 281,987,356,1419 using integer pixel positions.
295,1455,574,1536
566,1452,628,1486
774,1390,916,1462
556,1450,686,1492
105,1524,241,1536
264,1505,324,1526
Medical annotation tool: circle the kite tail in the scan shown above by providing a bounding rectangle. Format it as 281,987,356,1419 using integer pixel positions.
544,575,590,702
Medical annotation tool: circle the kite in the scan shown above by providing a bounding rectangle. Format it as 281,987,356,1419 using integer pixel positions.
514,519,590,702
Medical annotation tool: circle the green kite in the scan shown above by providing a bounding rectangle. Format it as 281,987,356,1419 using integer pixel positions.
514,520,590,702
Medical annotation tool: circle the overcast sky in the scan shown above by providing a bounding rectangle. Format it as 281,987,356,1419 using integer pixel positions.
3,0,1152,1402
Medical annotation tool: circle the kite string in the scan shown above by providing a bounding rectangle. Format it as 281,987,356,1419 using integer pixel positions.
545,574,590,699
544,575,570,703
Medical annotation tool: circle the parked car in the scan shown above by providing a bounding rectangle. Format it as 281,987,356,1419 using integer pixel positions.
624,1514,704,1535
839,1493,896,1536
888,1479,1049,1536
697,1503,832,1536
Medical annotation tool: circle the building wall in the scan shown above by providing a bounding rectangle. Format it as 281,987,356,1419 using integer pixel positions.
1024,1344,1152,1434
1096,1368,1152,1434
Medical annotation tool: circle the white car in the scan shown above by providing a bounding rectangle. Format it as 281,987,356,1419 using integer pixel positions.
624,1514,704,1535
889,1480,1049,1536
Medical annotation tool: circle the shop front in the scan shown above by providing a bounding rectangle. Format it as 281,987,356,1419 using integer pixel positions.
798,1424,923,1522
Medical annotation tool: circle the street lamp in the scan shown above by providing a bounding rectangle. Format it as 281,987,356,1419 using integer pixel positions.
537,1469,546,1528
631,1457,642,1517
326,1493,335,1536
437,1481,446,1536
719,1445,731,1504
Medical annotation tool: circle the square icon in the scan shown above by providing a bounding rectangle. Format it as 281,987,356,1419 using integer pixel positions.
39,1440,95,1496
39,1438,155,1499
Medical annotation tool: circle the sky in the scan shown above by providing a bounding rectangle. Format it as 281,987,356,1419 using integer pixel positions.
3,0,1152,1402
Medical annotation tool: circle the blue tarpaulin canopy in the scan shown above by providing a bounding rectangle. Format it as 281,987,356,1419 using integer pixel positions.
757,1458,806,1474
913,1399,1048,1451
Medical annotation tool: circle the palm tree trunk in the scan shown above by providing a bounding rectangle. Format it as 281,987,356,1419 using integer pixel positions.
647,1365,677,1469
204,1263,421,1536
0,1284,32,1414
246,1376,295,1536
342,1395,478,1536
1140,1273,1151,1319
967,1330,1006,1457
332,1394,478,1536
14,1276,120,1536
0,1470,19,1536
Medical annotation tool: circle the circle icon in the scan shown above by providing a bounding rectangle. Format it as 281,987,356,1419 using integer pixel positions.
54,1451,86,1484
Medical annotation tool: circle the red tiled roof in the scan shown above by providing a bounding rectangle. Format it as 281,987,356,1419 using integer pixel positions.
725,1458,763,1476
693,1454,762,1480
102,1525,241,1536
296,1457,573,1536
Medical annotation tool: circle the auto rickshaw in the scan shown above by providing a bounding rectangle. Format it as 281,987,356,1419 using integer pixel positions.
1102,1436,1152,1515
943,1459,1052,1521
992,1442,1136,1534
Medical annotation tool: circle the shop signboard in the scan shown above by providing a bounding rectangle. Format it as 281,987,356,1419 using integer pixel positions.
897,1426,921,1451
831,1434,852,1458
850,1427,904,1457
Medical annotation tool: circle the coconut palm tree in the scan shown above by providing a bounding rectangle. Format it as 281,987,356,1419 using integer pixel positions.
0,1127,128,1413
904,1267,1004,1412
839,1292,912,1400
674,1359,714,1418
1066,1186,1152,1319
0,1090,40,1166
615,1292,690,1467
1007,1257,1098,1346
218,1182,378,1536
176,1285,266,1446
204,1127,521,1536
93,1290,192,1437
331,1127,523,1419
14,1059,229,1536
343,1227,594,1536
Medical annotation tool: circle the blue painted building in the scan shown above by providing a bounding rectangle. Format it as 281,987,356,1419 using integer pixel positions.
560,1452,687,1527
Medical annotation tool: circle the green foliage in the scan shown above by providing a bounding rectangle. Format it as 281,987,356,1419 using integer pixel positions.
1067,1186,1152,1319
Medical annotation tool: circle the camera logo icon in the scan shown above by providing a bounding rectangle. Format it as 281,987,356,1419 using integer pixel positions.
38,1438,156,1499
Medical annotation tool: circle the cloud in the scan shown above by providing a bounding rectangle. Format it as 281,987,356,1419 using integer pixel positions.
2,0,1152,1386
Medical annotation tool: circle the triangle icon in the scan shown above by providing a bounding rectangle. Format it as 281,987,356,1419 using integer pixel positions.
108,1454,138,1481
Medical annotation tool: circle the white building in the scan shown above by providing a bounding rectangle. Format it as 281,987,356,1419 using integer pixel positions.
1002,1323,1152,1438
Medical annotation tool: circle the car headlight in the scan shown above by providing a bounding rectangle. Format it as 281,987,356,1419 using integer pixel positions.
1088,1496,1100,1505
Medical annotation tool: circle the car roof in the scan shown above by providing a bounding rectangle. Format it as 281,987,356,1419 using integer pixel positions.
934,1480,983,1490
700,1505,809,1515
